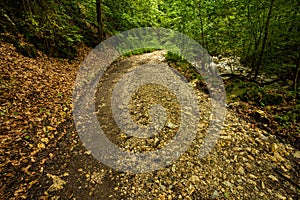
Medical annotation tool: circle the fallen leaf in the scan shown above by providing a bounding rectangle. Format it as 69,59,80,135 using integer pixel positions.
47,174,66,192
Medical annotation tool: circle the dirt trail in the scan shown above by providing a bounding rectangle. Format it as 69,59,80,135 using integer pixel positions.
0,43,299,199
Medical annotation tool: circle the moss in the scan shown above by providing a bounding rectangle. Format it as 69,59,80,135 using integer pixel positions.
226,79,265,104
262,93,284,105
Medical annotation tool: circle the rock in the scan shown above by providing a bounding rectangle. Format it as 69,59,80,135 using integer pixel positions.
293,151,300,159
159,184,166,190
268,175,279,182
37,143,46,149
249,174,257,179
247,154,255,160
237,186,243,190
276,193,287,200
158,194,166,200
220,135,232,140
222,181,233,188
248,179,257,186
271,143,278,152
211,190,219,199
189,175,200,183
63,172,69,177
237,166,245,175
50,196,60,200
166,121,178,129
261,181,265,189
271,152,285,162
47,174,66,192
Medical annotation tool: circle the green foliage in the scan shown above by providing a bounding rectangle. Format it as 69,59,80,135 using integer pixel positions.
15,44,37,58
262,93,284,106
0,0,98,58
122,48,160,57
166,52,203,82
165,52,187,63
1,0,299,81
20,0,86,58
275,104,300,127
226,80,265,104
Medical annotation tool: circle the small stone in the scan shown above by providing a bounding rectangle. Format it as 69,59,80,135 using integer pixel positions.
189,175,200,183
276,193,287,200
37,143,46,149
249,174,257,179
41,138,49,144
220,135,231,140
293,151,300,159
84,150,91,155
50,196,60,200
247,154,255,160
222,181,233,188
237,186,243,190
272,152,285,162
211,190,219,199
271,143,278,152
158,194,166,200
268,175,279,182
160,184,166,190
261,181,265,189
166,122,178,129
237,166,245,175
63,172,69,176
233,147,243,151
186,185,195,195
171,165,176,173
248,179,257,186
245,163,253,170
47,174,66,192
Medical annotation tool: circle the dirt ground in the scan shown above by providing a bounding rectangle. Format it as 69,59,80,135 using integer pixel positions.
0,42,299,199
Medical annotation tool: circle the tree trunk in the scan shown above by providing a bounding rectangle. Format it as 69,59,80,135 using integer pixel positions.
96,0,103,40
293,53,300,97
254,0,275,80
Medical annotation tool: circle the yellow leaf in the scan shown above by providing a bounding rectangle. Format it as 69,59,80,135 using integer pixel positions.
41,138,49,144
37,143,45,149
47,126,55,131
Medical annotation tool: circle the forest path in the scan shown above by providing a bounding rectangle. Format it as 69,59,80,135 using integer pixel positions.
0,43,299,199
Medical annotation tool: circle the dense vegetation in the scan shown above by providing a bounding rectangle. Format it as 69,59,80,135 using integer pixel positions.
1,0,299,140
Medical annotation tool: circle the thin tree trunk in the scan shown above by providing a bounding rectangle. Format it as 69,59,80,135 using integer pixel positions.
293,53,300,97
254,0,275,80
96,0,103,40
200,13,205,47
198,2,205,48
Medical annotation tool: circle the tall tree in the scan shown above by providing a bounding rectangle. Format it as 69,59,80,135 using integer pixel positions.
293,52,300,97
96,0,104,40
253,0,275,80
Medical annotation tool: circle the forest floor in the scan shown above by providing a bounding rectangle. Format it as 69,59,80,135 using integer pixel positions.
0,42,300,199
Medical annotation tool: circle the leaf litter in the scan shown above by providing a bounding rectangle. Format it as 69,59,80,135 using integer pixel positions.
0,42,299,199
